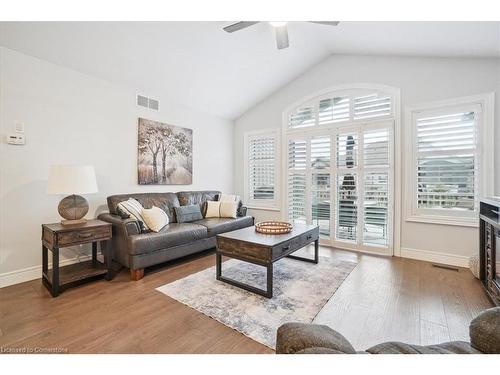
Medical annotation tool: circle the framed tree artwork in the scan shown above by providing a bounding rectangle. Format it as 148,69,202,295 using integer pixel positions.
138,118,193,185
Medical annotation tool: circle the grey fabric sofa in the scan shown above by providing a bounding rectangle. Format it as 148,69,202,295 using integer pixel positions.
98,190,253,280
276,307,500,354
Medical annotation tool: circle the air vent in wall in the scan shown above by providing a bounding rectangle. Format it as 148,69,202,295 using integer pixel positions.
137,94,159,111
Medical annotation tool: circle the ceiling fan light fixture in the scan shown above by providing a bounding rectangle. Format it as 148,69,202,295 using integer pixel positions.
269,21,288,27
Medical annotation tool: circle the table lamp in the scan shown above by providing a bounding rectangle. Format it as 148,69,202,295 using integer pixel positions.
47,165,98,225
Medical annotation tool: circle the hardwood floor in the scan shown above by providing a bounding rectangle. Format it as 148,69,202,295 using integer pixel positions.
0,246,492,353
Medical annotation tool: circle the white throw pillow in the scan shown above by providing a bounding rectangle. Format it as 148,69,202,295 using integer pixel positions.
117,198,150,230
205,201,237,218
205,201,221,218
141,206,169,232
219,201,237,218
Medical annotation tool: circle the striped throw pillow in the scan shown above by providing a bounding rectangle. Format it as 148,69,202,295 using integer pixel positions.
117,198,149,230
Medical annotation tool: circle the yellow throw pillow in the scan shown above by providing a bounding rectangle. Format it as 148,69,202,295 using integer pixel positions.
205,201,221,218
141,206,169,232
220,201,237,218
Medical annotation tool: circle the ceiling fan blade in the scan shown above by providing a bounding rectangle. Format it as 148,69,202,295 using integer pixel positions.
223,21,260,33
275,25,289,50
309,21,340,26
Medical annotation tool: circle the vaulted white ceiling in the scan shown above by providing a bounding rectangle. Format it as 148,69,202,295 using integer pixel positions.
1,21,499,120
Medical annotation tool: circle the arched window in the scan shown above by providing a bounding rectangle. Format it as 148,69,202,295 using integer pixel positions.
287,87,395,130
284,85,399,256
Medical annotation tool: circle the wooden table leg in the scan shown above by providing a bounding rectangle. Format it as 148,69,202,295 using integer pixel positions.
286,239,320,264
42,244,48,278
216,252,222,280
92,242,98,265
266,263,273,298
102,240,119,281
52,247,60,297
216,252,274,298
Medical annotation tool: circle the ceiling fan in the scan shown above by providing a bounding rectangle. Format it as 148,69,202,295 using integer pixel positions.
223,21,339,50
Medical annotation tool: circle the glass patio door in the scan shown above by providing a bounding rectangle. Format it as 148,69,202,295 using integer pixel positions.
287,121,393,255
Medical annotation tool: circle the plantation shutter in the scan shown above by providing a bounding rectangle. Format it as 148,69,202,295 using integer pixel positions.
354,93,391,120
363,128,390,245
415,108,478,211
335,132,358,242
311,137,331,237
289,105,315,129
248,134,276,202
318,96,350,125
336,173,358,242
288,139,307,224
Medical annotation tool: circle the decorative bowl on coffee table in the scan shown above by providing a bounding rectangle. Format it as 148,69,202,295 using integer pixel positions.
255,221,293,235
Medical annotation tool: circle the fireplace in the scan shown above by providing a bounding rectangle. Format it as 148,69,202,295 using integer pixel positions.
479,198,500,306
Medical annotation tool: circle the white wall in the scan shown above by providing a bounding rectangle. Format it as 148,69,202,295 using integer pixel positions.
0,47,234,286
234,54,499,266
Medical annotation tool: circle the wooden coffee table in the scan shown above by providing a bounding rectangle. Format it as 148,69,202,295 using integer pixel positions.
215,224,319,298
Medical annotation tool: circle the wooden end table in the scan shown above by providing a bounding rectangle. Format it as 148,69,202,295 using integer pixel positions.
216,224,319,298
41,219,112,297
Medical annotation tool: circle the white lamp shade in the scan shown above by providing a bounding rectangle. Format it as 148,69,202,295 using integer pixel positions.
47,165,98,195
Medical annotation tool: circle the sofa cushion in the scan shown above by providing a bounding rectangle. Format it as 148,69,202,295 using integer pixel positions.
127,223,207,255
192,216,254,236
366,341,479,354
220,202,238,218
174,204,203,223
117,198,150,231
107,193,180,223
217,193,244,217
142,206,169,232
176,191,220,216
276,323,356,354
205,201,222,218
469,307,500,354
295,347,346,354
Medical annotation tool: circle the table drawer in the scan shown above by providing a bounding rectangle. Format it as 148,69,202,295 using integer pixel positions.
272,228,319,259
273,238,301,259
300,230,319,245
57,226,111,246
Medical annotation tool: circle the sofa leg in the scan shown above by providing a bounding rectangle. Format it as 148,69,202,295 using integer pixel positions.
130,268,144,281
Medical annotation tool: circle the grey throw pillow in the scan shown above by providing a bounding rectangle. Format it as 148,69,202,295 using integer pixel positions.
175,204,203,223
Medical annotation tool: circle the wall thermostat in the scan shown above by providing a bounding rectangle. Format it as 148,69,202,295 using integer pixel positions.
7,134,26,145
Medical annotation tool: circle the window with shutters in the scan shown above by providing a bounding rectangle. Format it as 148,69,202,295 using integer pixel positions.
244,129,279,209
288,89,393,129
285,85,397,254
406,94,494,226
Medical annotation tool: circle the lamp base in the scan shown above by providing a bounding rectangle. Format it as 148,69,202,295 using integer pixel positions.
58,194,89,224
60,218,88,226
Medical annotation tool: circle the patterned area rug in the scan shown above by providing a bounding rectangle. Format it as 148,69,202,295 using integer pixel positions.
156,256,357,349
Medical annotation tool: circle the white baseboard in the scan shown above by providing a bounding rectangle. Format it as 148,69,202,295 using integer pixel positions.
0,255,92,288
1,247,471,287
400,247,470,268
